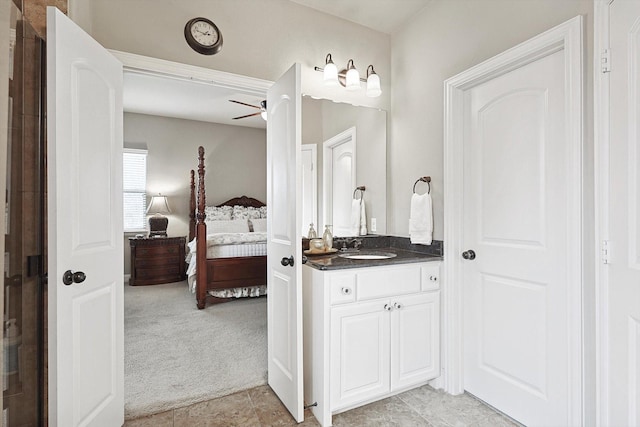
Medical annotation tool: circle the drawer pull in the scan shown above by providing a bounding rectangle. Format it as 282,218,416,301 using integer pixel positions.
393,302,403,310
341,287,352,295
429,275,438,282
383,304,393,312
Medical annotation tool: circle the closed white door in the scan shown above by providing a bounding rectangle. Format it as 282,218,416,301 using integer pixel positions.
323,127,356,235
266,64,304,422
331,300,390,410
47,7,124,427
391,292,440,390
462,38,574,425
606,1,640,425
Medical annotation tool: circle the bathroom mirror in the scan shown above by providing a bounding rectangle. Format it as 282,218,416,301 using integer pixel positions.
301,96,387,237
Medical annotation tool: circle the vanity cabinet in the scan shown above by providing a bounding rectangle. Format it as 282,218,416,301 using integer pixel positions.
303,261,441,427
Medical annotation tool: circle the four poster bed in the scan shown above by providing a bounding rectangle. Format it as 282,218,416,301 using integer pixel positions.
187,146,267,309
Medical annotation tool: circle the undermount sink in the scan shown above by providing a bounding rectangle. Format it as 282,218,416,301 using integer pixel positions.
339,251,397,260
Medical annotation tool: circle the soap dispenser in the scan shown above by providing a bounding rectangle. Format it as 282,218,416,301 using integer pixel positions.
307,223,317,239
323,225,333,250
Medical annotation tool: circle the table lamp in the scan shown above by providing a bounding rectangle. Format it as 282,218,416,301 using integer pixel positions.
147,194,171,237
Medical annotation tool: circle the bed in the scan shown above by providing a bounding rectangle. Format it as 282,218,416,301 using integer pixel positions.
187,146,267,309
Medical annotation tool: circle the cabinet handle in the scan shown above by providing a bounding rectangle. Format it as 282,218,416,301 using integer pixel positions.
341,287,352,295
383,304,393,311
393,302,403,310
429,275,438,282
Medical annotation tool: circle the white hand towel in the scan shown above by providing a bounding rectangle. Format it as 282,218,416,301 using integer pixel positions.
409,192,433,245
359,198,367,236
350,199,361,236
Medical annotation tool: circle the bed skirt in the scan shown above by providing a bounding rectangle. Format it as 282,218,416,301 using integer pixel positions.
208,285,267,299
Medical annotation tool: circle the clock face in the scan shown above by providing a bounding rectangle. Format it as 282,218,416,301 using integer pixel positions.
185,17,223,55
190,20,218,47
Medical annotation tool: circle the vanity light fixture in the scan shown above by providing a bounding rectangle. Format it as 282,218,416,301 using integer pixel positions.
323,54,339,86
314,53,381,97
366,65,381,98
345,59,360,91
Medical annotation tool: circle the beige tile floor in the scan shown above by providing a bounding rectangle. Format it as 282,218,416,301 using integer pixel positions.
124,384,521,427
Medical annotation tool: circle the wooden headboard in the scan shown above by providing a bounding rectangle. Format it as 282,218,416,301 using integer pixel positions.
189,146,266,241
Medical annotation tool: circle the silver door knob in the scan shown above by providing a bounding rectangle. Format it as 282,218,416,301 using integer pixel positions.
393,302,403,310
383,304,393,311
462,250,476,260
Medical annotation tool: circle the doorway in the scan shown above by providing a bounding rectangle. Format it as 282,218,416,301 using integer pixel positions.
443,16,585,426
115,51,273,418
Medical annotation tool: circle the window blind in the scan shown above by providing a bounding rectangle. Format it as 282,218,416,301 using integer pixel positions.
123,149,147,232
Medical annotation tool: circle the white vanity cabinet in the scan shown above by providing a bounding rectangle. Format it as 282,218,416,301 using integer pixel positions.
302,261,441,427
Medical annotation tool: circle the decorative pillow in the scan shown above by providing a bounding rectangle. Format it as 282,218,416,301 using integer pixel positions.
231,205,262,220
250,218,267,232
204,205,232,221
206,219,250,233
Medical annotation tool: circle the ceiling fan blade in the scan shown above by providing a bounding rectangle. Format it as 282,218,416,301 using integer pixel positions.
232,112,262,120
229,100,261,109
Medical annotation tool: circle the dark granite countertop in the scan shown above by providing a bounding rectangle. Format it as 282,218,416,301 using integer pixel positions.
303,247,442,270
302,235,443,271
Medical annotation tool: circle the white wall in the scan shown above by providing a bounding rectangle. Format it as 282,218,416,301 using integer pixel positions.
389,0,593,239
123,113,266,273
70,0,391,111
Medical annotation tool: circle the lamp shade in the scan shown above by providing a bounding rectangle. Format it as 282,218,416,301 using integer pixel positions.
366,73,381,98
146,194,171,215
323,53,339,86
345,60,360,91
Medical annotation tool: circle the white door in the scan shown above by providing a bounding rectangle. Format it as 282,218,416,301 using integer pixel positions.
606,1,640,425
266,63,303,422
461,34,576,425
331,300,390,410
391,292,439,390
47,7,123,427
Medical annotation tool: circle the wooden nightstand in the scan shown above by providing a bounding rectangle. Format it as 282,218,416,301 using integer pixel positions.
129,236,186,286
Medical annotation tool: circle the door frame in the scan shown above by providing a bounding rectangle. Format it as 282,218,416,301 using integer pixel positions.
443,16,585,425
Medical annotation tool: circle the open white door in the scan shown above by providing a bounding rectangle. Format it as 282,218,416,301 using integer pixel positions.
47,7,124,427
605,1,640,425
266,63,303,422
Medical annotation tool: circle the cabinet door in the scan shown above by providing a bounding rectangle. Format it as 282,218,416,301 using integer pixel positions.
391,291,440,390
331,300,390,410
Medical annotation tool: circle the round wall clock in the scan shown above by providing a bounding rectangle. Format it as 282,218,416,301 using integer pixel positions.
184,17,223,55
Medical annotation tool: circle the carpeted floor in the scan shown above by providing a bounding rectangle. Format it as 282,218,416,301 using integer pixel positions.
124,281,268,419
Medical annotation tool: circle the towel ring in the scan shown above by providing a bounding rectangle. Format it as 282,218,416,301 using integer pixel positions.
353,186,366,199
413,177,431,194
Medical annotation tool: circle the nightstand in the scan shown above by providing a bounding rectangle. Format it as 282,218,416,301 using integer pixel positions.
129,236,186,286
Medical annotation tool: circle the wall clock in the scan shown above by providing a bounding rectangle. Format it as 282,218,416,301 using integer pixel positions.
184,17,223,55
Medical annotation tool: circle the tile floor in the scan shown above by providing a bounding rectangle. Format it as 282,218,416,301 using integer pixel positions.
124,384,521,427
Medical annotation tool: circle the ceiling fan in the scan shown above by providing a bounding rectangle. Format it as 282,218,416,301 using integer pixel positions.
229,99,267,121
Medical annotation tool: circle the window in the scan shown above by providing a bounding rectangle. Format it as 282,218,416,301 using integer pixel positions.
123,148,147,232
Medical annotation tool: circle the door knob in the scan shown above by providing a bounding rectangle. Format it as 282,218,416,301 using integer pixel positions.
393,302,403,310
383,304,393,311
461,250,476,260
62,270,86,286
280,256,294,267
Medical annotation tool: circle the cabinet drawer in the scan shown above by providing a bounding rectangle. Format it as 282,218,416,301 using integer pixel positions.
330,274,356,305
357,265,421,301
135,256,180,268
136,245,181,258
136,265,181,278
421,264,440,291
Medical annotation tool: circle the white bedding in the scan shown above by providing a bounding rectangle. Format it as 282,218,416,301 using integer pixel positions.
186,233,267,293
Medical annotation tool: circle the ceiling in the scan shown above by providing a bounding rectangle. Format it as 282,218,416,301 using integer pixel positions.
289,0,431,34
123,1,429,127
123,72,267,129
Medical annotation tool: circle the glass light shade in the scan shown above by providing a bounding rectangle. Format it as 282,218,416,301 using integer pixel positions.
366,73,381,97
146,195,171,214
260,111,267,121
345,67,360,91
323,62,339,86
